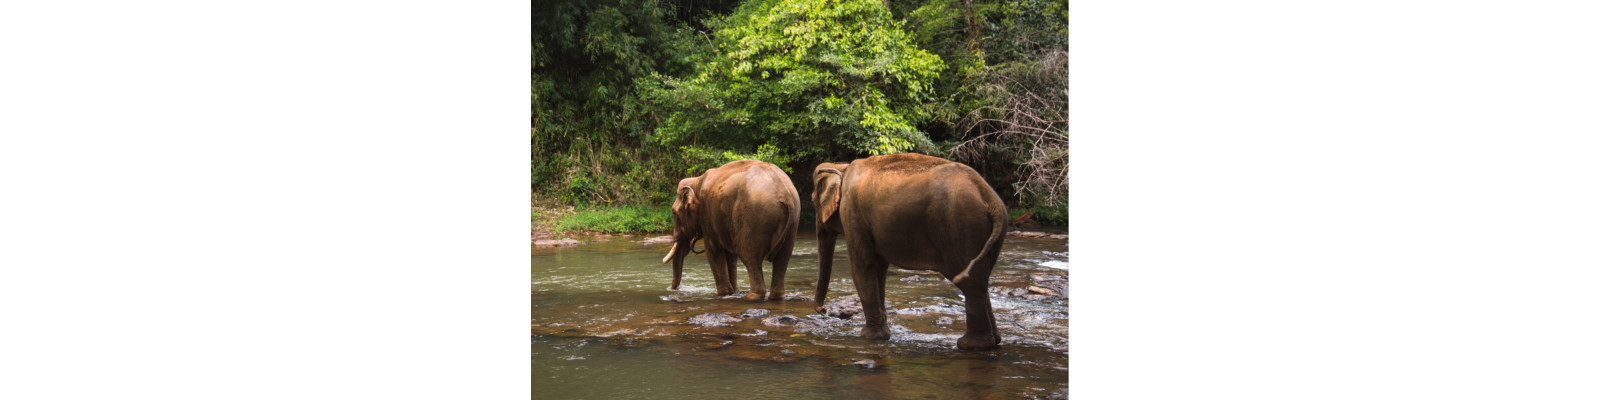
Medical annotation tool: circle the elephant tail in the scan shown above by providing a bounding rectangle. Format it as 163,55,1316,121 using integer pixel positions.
952,197,1007,285
764,200,795,262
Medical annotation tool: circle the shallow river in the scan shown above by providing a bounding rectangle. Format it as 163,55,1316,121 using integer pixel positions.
533,226,1068,399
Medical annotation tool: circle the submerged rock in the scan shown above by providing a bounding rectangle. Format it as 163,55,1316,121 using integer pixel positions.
1030,274,1064,282
762,315,802,326
687,313,741,327
1027,285,1062,297
738,308,770,318
634,236,673,245
936,316,954,325
1047,388,1069,400
1023,274,1069,300
533,238,585,247
793,314,863,336
891,303,966,316
820,295,863,319
850,358,877,369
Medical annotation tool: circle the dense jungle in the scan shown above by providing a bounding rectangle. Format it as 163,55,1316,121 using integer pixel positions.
533,0,1066,232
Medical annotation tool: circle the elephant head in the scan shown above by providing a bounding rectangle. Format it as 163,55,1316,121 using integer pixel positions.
661,177,702,289
810,162,849,312
811,162,850,234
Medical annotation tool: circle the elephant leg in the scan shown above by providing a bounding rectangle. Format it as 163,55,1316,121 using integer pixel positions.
851,252,892,341
723,251,741,295
768,247,790,301
741,255,768,302
705,248,734,296
953,273,1002,350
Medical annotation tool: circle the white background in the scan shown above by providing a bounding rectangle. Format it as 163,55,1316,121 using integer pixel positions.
1076,0,1600,398
2,1,1599,399
0,1,531,398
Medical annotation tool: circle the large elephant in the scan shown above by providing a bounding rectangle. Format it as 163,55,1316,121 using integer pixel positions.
812,153,1008,350
661,160,801,302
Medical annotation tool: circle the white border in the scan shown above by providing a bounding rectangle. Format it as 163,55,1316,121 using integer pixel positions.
0,2,532,398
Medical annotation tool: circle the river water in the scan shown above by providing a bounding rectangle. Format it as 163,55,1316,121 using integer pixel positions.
533,226,1068,399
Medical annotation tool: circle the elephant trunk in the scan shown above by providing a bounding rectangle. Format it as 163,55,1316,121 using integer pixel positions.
665,234,699,290
670,244,684,290
814,231,837,314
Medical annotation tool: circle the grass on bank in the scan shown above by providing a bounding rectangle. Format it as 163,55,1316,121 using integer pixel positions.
550,205,672,234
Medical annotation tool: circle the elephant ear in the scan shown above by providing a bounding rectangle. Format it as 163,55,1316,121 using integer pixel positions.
816,175,841,224
678,186,698,215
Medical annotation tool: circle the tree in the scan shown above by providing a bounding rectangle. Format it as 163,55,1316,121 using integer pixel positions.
647,0,946,162
950,50,1067,219
532,0,717,204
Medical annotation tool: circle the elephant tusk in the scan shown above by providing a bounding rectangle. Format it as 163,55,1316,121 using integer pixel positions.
661,242,679,264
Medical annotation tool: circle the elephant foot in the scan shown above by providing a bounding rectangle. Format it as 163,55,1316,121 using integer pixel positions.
766,290,785,301
860,326,891,341
742,292,767,302
815,305,828,315
957,334,1002,351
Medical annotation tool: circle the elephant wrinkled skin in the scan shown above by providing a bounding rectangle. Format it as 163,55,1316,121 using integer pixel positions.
663,160,801,302
812,153,1008,350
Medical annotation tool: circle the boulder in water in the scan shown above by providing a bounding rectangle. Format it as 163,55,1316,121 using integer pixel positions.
687,313,741,327
1047,388,1069,400
820,295,863,319
762,315,802,326
533,238,585,247
634,236,673,245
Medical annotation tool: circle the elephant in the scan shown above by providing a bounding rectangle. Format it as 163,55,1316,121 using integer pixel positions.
812,153,1008,350
661,159,801,302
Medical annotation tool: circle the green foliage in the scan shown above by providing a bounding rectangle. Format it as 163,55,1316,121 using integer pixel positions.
647,0,946,161
553,205,674,234
681,143,794,175
533,0,714,206
893,0,1067,221
1010,201,1068,225
533,0,1068,228
897,0,1000,134
952,49,1067,214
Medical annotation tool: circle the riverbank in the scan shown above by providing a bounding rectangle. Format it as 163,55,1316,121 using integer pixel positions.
533,193,672,240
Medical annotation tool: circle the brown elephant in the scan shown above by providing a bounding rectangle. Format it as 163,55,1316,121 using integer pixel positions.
812,153,1008,350
661,160,801,302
